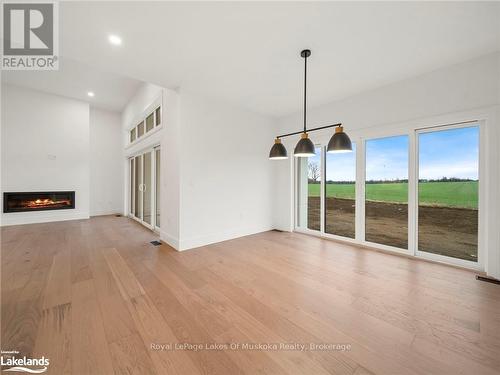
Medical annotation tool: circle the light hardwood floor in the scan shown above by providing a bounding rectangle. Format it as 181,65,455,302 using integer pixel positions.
1,215,500,375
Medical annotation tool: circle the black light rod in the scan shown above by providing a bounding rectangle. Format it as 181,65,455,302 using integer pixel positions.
303,52,307,133
276,122,342,139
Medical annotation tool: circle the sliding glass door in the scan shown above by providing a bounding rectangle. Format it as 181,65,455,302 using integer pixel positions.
417,125,479,262
129,158,134,216
365,135,409,249
294,121,481,269
155,148,161,229
325,143,356,238
134,155,142,221
143,152,152,225
129,146,161,231
296,147,322,231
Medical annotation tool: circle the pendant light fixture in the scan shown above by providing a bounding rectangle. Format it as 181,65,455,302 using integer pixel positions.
268,137,288,159
269,49,352,160
327,125,352,153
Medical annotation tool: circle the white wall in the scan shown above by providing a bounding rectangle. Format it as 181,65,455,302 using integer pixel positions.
90,107,123,216
177,92,275,250
273,52,500,277
122,82,164,146
1,84,90,225
121,84,275,251
160,88,181,248
1,85,125,225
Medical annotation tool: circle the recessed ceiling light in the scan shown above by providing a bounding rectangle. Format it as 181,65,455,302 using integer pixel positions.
87,91,95,97
108,34,122,46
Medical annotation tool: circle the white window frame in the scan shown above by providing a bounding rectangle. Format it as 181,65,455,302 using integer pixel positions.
361,132,411,256
414,121,484,270
293,116,486,271
130,127,137,143
294,146,325,235
127,96,163,146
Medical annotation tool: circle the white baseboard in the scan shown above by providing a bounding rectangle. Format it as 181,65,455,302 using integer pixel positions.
160,230,180,250
0,210,90,226
178,225,273,251
90,209,122,217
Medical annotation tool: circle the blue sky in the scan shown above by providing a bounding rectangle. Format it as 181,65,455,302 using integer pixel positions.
366,135,409,181
325,144,356,181
308,145,358,181
308,126,479,181
418,126,479,180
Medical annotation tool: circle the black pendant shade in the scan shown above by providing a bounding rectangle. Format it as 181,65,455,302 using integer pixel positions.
268,49,352,160
269,138,288,159
327,126,352,153
294,133,315,157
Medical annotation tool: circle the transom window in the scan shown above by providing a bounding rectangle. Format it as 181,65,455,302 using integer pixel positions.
129,105,162,145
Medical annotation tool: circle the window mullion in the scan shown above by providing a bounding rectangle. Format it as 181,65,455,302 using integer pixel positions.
408,131,417,256
320,145,325,234
356,138,365,242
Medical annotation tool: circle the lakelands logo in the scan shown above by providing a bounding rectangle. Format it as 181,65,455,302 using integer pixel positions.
1,0,59,70
1,351,49,373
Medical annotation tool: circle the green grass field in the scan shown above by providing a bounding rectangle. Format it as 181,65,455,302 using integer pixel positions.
308,181,478,209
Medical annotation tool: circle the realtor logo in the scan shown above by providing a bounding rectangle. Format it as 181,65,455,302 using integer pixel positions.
1,350,49,373
2,1,59,70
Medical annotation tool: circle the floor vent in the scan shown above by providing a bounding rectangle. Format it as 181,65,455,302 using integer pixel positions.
150,240,162,246
272,229,284,232
115,214,121,217
476,275,500,285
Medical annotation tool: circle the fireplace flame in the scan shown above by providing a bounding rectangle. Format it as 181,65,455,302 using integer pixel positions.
27,198,70,208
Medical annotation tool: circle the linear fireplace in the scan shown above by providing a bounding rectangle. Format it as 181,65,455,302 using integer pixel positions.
3,191,75,213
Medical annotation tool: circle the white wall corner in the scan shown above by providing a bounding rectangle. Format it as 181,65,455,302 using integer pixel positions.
1,84,90,226
176,91,276,249
160,229,180,251
178,225,274,252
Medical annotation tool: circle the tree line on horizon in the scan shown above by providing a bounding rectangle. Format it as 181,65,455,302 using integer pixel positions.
308,177,478,184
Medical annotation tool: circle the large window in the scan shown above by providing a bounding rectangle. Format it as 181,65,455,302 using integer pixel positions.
297,147,321,231
325,144,356,238
418,126,479,262
365,135,409,249
293,122,482,269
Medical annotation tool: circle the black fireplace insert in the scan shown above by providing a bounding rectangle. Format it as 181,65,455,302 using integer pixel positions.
3,191,75,213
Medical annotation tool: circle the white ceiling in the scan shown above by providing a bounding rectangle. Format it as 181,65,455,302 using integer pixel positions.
59,1,500,117
6,2,500,117
2,58,142,112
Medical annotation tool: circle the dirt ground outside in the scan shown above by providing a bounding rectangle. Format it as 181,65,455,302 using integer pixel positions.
307,197,478,262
